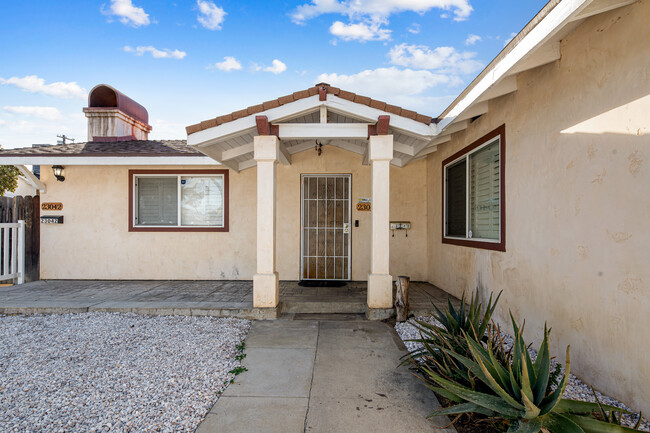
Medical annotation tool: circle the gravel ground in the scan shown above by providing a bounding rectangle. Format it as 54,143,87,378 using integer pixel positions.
0,313,251,433
396,317,648,431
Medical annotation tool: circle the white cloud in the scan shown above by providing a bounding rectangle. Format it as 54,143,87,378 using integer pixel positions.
212,56,242,71
317,67,453,98
0,75,87,99
197,0,226,30
149,118,187,140
408,23,420,34
103,0,150,27
389,94,457,114
388,43,483,74
3,106,63,120
123,45,186,59
329,19,391,41
465,33,481,45
0,112,86,148
264,59,287,74
504,32,517,46
291,0,473,23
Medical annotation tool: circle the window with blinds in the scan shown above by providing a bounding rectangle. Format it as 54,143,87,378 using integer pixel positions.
136,177,178,226
444,134,502,244
134,175,225,228
469,140,500,239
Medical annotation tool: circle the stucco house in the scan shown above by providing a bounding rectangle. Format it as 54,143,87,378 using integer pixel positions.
0,0,647,415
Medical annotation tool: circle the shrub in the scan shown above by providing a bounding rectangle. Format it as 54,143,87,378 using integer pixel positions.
412,310,643,433
403,289,510,396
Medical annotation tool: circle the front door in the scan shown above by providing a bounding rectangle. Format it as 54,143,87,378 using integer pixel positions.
301,174,351,280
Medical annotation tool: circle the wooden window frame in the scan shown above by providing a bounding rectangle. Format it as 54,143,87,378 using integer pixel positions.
128,169,229,232
441,124,505,252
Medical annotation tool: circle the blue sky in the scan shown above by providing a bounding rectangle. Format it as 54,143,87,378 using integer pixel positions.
0,0,547,148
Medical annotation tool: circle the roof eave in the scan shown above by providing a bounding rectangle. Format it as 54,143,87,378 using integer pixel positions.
0,155,215,166
436,0,637,132
187,94,438,149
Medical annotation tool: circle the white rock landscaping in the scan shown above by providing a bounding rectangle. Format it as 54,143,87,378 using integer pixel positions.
0,313,251,432
395,317,649,432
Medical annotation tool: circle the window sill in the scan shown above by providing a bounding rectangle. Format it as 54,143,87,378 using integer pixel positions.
129,226,229,232
442,236,505,252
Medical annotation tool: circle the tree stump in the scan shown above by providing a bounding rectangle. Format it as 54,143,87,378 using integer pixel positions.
395,276,410,322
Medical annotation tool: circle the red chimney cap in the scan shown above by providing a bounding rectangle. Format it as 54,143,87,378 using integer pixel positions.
87,84,149,125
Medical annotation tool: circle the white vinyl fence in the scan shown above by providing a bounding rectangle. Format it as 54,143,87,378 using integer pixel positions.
0,220,25,284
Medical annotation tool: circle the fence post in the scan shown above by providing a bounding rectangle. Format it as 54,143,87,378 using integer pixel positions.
17,220,25,284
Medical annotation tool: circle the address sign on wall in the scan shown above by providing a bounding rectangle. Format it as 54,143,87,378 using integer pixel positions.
42,202,63,211
356,198,371,211
41,216,64,224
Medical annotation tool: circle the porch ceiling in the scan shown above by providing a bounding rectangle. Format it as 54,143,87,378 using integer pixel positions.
187,93,438,172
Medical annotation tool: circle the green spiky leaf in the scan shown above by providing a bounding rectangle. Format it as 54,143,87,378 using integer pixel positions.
420,366,523,417
564,414,643,433
541,412,585,433
429,402,496,417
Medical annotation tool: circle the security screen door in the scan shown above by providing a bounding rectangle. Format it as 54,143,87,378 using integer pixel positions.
301,174,351,280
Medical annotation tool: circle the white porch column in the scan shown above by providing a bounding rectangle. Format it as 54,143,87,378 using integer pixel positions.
367,135,393,309
253,135,280,308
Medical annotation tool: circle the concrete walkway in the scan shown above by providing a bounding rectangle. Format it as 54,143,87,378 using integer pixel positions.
196,316,455,433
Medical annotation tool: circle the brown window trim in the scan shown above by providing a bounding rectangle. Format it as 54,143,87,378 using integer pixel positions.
128,169,229,232
441,124,506,252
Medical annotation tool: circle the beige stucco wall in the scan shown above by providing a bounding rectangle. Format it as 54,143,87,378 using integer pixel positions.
38,145,428,281
426,1,649,413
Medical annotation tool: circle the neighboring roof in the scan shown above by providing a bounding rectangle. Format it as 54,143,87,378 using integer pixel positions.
87,84,150,126
186,83,437,135
0,140,199,157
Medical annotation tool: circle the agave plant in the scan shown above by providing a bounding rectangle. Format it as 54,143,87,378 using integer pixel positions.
420,315,643,432
433,289,501,341
403,289,509,393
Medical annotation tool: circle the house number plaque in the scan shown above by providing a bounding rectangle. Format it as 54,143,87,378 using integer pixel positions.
42,202,63,211
356,197,371,211
41,215,64,224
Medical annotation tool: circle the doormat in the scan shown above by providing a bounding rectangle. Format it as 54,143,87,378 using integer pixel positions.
298,280,348,288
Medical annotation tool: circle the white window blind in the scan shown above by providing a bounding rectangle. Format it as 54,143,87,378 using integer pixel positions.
137,177,178,226
469,140,500,239
181,176,224,226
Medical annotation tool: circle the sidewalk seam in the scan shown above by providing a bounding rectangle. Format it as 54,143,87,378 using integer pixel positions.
302,320,320,433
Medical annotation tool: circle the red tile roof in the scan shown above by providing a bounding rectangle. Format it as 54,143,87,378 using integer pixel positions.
185,83,437,135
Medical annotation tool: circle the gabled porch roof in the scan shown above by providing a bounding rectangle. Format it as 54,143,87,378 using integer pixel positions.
186,83,440,172
186,0,638,173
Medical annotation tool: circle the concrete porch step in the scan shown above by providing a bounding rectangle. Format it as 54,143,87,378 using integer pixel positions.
281,299,367,314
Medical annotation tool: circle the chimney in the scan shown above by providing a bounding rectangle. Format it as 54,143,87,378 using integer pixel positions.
82,84,152,142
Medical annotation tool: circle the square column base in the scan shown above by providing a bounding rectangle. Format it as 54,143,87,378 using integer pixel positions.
367,273,393,309
366,308,394,321
253,273,279,308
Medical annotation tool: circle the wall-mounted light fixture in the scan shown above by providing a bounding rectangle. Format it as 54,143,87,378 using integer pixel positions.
52,165,65,182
